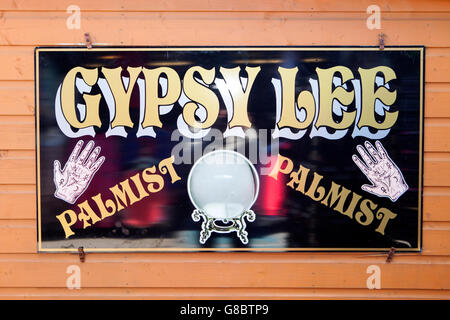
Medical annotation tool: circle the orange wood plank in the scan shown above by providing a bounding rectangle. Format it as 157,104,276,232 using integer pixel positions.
425,119,450,152
0,12,448,47
0,222,36,253
423,228,450,255
0,252,448,289
0,287,448,300
0,1,448,299
425,84,450,118
0,117,34,150
0,158,35,185
426,49,450,83
0,47,33,81
424,153,450,187
423,187,450,221
1,252,450,263
1,0,450,12
0,191,35,219
0,81,34,115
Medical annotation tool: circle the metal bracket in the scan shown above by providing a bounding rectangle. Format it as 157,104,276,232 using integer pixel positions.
84,32,93,49
78,247,86,263
379,33,385,50
386,247,395,263
192,209,256,245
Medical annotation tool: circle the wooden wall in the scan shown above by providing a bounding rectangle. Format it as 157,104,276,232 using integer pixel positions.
0,0,449,299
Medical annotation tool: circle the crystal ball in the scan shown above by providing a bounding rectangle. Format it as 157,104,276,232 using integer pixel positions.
188,150,259,219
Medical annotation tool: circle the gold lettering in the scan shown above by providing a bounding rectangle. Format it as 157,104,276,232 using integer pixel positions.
375,207,397,235
141,67,181,128
102,66,142,128
268,154,294,180
182,66,220,129
56,209,77,238
220,66,260,128
315,66,355,130
109,178,142,212
277,67,315,129
142,166,165,193
92,193,117,220
61,66,101,128
321,182,362,219
355,199,377,226
357,66,398,129
158,155,181,183
305,172,326,201
77,199,102,228
287,165,310,193
129,173,150,199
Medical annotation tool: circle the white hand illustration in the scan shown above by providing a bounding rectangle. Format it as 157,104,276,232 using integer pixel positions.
352,140,408,202
53,140,105,204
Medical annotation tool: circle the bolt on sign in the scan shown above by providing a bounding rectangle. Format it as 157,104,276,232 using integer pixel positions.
35,47,424,252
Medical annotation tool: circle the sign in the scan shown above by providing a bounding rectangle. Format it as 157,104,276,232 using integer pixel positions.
35,47,424,252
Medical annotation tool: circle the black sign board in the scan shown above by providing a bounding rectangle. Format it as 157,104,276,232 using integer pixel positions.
35,47,424,252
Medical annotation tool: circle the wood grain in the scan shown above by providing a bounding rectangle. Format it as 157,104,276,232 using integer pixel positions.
1,0,450,12
0,1,449,299
0,287,448,300
0,250,449,289
0,12,449,47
